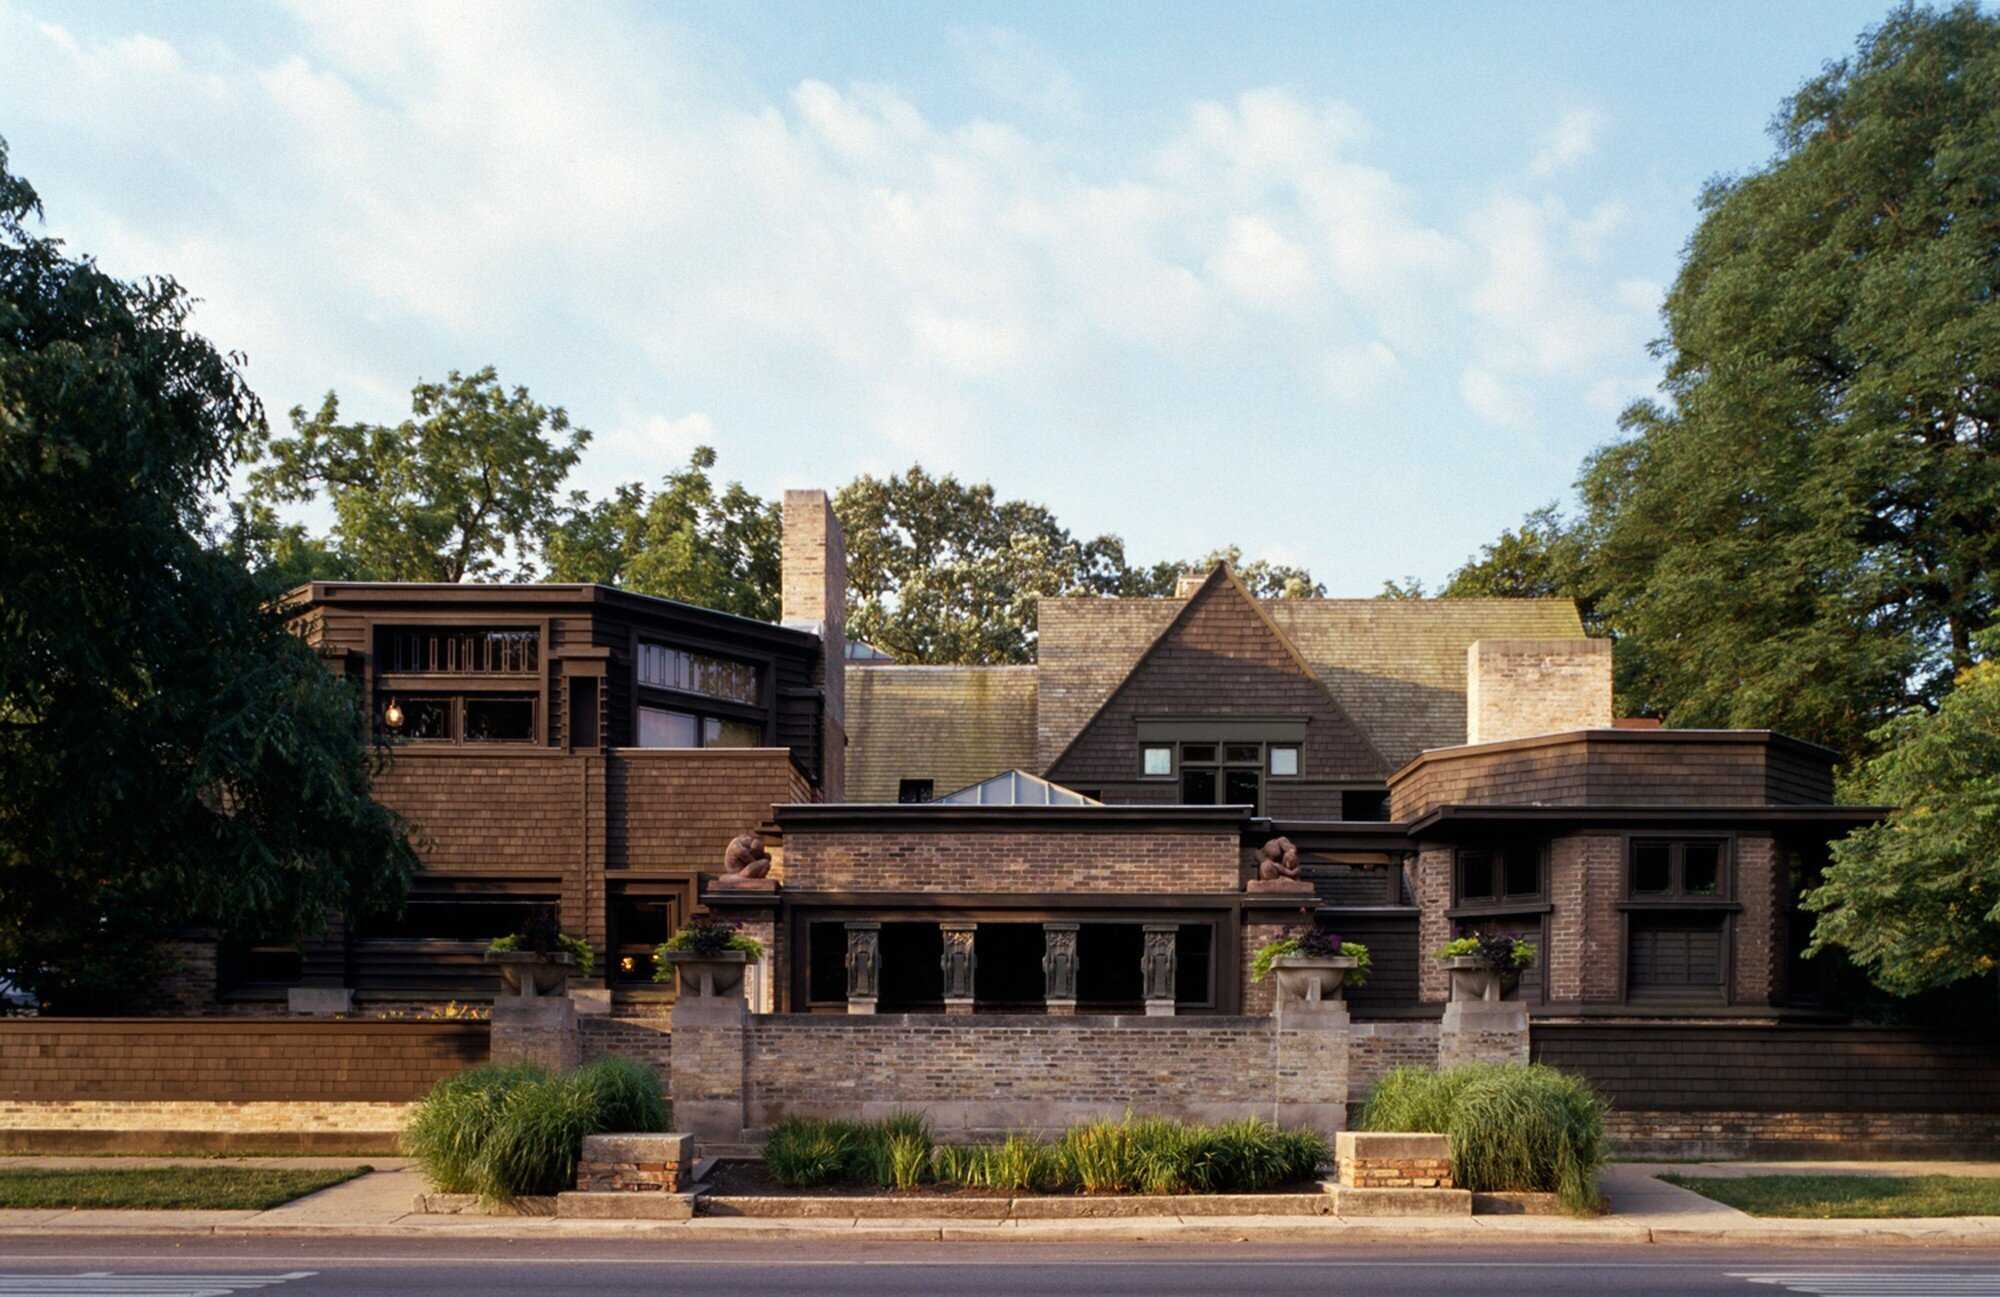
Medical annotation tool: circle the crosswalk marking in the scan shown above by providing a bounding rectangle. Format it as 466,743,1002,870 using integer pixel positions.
1734,1274,2000,1296
0,1275,313,1297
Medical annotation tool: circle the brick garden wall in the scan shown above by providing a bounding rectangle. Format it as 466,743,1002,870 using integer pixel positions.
580,1015,672,1079
740,1014,1319,1136
1349,1021,1441,1103
0,1019,489,1102
781,829,1242,894
1604,1109,2000,1159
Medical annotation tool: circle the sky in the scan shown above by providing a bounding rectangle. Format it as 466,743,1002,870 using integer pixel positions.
0,0,1910,592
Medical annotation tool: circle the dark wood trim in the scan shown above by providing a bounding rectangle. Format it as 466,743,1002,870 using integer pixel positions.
1387,727,1844,788
772,804,1249,832
1448,902,1555,919
778,890,1246,909
1406,804,1887,836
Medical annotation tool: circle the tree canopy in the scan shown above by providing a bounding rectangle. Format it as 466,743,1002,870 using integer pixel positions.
1804,632,2000,995
0,139,417,1010
247,367,589,583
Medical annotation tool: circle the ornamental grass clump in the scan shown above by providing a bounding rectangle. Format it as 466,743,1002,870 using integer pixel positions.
402,1056,669,1203
1356,1063,1606,1214
762,1116,858,1188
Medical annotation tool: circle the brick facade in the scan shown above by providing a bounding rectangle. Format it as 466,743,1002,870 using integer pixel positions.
1414,848,1453,1003
1348,1021,1440,1103
1604,1109,2000,1160
579,1015,672,1078
1733,833,1782,1005
781,828,1241,895
0,1019,489,1102
1546,834,1622,1003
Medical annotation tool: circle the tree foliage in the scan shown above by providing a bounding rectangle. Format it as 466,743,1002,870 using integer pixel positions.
248,367,589,583
542,446,780,620
1804,632,2000,995
0,139,417,1011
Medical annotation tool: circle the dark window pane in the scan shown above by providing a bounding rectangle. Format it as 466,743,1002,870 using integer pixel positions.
637,707,699,748
611,895,676,984
362,897,550,941
808,922,848,1003
1458,852,1496,901
464,697,534,742
1503,846,1541,897
1180,767,1217,804
1683,843,1720,896
703,716,763,748
877,922,944,1012
1223,768,1261,808
384,696,451,740
973,924,1045,1009
1341,789,1389,821
1633,842,1673,894
1175,924,1214,1005
636,642,761,705
898,779,934,804
1077,923,1143,1010
1223,743,1261,765
1181,743,1218,765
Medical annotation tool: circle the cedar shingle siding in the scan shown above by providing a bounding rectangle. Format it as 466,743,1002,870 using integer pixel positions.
844,666,1037,802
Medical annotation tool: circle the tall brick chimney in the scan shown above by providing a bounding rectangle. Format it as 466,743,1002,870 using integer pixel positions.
1465,639,1612,745
782,490,846,798
1174,571,1208,598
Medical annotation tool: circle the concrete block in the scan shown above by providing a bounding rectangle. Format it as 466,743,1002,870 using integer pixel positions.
557,1190,698,1220
1332,1186,1473,1217
286,987,353,1016
1336,1132,1449,1162
581,1132,693,1164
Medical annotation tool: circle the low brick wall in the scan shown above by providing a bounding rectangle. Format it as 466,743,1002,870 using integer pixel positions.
580,1016,672,1080
1605,1109,2000,1160
0,1018,490,1101
1349,1021,1440,1103
739,1013,1337,1136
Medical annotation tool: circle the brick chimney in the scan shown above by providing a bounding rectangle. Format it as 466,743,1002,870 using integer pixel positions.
1174,571,1208,598
1465,639,1613,745
782,490,846,798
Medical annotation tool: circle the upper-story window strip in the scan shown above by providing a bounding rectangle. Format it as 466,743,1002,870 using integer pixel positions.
382,626,540,674
637,642,761,706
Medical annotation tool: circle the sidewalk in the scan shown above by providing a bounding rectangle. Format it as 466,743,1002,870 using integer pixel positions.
2,1157,1997,1247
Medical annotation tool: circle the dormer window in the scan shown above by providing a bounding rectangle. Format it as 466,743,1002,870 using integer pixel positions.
637,643,761,706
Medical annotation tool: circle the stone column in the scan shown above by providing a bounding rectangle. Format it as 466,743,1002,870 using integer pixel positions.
491,996,581,1072
1140,923,1177,1017
1274,957,1350,1136
1041,922,1078,1016
844,921,881,1015
940,923,976,1015
1438,974,1530,1069
669,962,749,1143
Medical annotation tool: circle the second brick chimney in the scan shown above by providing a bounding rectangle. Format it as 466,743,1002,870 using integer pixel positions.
781,490,847,798
1465,639,1613,746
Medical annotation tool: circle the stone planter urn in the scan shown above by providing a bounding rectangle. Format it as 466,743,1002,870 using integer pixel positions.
1443,955,1512,1003
485,950,576,999
661,949,750,1002
1271,954,1359,1005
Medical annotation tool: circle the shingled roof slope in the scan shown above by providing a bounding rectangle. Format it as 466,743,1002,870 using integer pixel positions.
1037,595,1587,773
843,665,1038,802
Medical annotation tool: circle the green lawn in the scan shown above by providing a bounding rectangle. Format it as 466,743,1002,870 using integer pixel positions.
1660,1173,2000,1218
0,1165,368,1210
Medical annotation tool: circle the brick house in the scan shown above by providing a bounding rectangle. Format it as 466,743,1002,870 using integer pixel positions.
163,487,1873,1030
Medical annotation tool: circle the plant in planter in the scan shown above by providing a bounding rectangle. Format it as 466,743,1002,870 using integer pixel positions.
1436,931,1536,1002
654,911,766,1000
485,907,593,997
1250,928,1371,1003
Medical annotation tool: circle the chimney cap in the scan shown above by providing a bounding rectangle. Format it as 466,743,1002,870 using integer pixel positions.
1173,571,1208,599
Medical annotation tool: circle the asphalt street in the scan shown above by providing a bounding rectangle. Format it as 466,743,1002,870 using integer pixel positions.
3,1237,2000,1297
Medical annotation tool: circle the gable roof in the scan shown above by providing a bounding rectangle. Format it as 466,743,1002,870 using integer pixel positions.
843,664,1038,802
1038,591,1587,773
1043,565,1387,780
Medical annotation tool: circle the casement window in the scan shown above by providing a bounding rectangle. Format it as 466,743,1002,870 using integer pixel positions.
1629,839,1725,899
378,626,540,675
897,779,934,804
1455,843,1545,905
378,693,537,743
1139,737,1300,815
636,642,761,706
636,706,763,749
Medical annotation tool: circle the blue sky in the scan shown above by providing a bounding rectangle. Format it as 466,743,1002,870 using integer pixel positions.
0,1,1905,590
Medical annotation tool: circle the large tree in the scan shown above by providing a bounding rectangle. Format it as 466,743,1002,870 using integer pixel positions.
542,446,781,620
248,367,589,583
1804,631,2000,995
1567,2,2000,758
0,140,417,1012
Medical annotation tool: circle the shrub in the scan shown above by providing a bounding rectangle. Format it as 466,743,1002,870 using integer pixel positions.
655,912,765,970
1436,932,1537,970
486,906,594,978
402,1056,668,1202
762,1116,856,1188
1249,931,1372,986
1058,1118,1139,1194
929,1142,984,1188
402,1063,544,1194
885,1132,930,1191
1357,1063,1606,1213
984,1133,1065,1192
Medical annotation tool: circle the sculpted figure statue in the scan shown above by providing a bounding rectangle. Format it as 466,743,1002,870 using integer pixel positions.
1257,836,1301,881
720,832,772,880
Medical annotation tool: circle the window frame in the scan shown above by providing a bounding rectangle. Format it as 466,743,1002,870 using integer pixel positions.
377,692,539,745
898,779,935,804
1137,737,1305,814
1623,836,1734,904
1451,841,1547,909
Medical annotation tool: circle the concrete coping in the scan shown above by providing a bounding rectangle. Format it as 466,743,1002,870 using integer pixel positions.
580,1132,694,1164
743,1012,1277,1029
1336,1132,1450,1161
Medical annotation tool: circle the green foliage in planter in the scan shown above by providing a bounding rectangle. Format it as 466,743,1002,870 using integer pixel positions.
402,1056,668,1202
1436,932,1537,970
1357,1063,1607,1214
654,912,764,976
486,932,594,979
1249,932,1371,986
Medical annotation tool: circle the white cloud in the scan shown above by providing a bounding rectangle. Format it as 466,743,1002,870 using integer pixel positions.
951,26,1084,123
1460,367,1534,429
1208,214,1314,306
1529,108,1605,177
1323,341,1400,404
